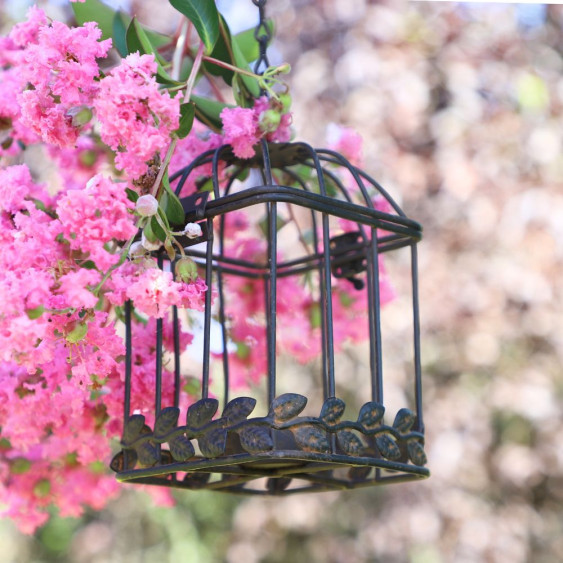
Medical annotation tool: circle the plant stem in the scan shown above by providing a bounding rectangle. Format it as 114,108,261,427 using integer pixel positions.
171,20,189,82
202,56,259,79
93,218,144,296
150,41,205,200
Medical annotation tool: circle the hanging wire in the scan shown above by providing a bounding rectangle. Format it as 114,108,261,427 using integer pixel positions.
252,0,271,77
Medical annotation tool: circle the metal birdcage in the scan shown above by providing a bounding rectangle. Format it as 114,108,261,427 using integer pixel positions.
110,140,429,493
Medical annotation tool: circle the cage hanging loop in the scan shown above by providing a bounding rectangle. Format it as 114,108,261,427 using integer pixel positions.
252,0,271,79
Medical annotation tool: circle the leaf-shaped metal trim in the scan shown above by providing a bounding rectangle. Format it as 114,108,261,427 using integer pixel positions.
375,434,401,461
122,414,146,446
222,397,256,424
393,408,416,433
115,395,428,478
337,430,365,456
198,426,227,458
292,424,330,453
319,397,346,425
110,449,138,472
154,407,180,438
187,398,219,428
169,435,196,461
238,424,273,454
271,393,307,422
358,401,385,430
407,439,427,466
137,442,159,466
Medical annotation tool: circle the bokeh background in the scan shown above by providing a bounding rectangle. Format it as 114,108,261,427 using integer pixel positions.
1,1,563,561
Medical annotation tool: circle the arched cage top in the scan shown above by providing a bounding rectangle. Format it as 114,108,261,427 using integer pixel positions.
112,139,428,494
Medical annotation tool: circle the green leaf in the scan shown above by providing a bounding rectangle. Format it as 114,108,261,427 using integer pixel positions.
169,0,220,53
161,174,186,226
112,11,130,57
203,15,235,85
177,102,195,139
232,73,255,109
126,18,178,84
150,215,167,242
234,21,274,62
72,0,115,40
26,305,44,320
125,187,139,203
232,39,260,98
191,94,231,132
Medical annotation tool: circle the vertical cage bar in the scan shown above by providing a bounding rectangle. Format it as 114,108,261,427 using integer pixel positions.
267,200,278,404
155,253,164,416
216,266,230,406
411,243,424,431
171,262,181,409
312,164,336,398
370,228,384,403
124,299,132,424
261,140,277,404
201,217,215,399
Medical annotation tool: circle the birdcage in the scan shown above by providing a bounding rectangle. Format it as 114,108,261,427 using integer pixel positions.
110,139,428,494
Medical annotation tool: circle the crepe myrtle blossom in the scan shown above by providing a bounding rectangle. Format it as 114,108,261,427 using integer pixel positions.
0,5,391,537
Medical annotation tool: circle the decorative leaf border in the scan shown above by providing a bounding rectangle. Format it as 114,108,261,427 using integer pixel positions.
111,394,427,473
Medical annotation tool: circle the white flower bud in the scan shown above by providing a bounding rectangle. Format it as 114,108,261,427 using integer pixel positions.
183,222,202,239
141,231,162,251
136,194,159,217
128,241,145,259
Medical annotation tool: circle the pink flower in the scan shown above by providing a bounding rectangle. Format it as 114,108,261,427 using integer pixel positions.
220,96,293,159
220,106,259,159
58,269,101,309
14,16,111,148
125,268,207,318
56,174,137,271
94,53,179,180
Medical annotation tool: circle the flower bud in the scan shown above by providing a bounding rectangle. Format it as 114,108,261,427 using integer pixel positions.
276,63,291,74
67,105,93,127
278,92,292,113
128,241,145,259
259,109,281,134
136,194,159,217
176,257,198,283
141,231,162,251
183,222,203,239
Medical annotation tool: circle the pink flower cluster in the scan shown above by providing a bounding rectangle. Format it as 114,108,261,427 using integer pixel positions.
56,174,138,270
15,10,111,148
106,261,207,319
220,96,292,159
94,53,180,180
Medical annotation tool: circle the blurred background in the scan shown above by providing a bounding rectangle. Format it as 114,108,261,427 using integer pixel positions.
1,0,563,561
